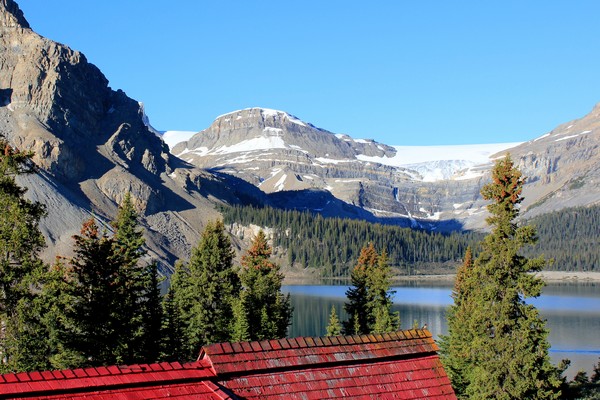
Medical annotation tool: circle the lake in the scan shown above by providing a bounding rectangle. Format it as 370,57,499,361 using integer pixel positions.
283,281,600,379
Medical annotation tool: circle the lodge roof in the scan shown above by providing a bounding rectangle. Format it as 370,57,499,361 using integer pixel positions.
0,329,456,399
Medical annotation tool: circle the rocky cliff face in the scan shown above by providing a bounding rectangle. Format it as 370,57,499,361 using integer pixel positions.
173,104,600,231
172,108,502,230
0,0,264,268
505,103,600,217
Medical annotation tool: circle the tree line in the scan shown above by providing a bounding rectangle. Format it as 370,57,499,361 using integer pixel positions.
222,199,600,276
221,205,483,276
525,205,600,271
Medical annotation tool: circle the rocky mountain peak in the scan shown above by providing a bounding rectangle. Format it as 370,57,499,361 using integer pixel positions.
1,0,30,29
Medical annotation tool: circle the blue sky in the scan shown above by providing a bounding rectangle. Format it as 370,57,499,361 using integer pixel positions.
20,1,600,145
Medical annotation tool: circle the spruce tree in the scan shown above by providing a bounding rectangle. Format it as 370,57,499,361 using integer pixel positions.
61,219,123,366
325,305,342,336
343,243,377,334
343,243,398,335
0,138,47,372
440,155,562,399
235,231,292,341
48,195,162,367
167,220,240,359
111,193,162,363
160,263,186,361
439,246,475,397
369,250,399,333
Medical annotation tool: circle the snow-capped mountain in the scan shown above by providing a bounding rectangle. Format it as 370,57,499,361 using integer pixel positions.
167,104,600,230
167,108,520,229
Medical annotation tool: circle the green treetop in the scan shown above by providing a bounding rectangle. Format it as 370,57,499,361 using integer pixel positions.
343,243,398,335
166,220,240,360
234,231,292,341
325,305,342,337
47,195,162,368
0,138,47,372
440,155,562,399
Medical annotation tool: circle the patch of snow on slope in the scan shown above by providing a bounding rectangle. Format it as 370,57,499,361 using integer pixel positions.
534,133,550,142
315,157,352,164
274,174,287,192
214,137,287,154
162,131,198,149
555,130,592,142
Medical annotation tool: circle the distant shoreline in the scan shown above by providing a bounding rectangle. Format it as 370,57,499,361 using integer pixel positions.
283,270,600,285
533,271,600,282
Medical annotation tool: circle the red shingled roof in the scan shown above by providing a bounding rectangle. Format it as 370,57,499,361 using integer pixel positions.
0,329,456,399
0,360,232,400
202,329,455,399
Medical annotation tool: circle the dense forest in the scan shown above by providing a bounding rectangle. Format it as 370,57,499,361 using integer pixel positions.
222,203,600,275
527,204,600,272
222,205,482,277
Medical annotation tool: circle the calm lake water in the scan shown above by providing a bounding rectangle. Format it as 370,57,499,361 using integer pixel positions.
283,281,600,378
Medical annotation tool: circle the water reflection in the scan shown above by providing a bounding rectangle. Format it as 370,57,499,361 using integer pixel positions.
284,282,600,378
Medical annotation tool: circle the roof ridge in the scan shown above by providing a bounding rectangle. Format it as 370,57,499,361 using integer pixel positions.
0,360,216,398
200,329,437,376
201,329,432,357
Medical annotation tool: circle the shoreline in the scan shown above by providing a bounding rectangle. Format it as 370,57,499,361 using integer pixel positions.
283,270,600,285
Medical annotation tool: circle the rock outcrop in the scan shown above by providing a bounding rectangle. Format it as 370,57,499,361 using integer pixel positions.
0,0,264,269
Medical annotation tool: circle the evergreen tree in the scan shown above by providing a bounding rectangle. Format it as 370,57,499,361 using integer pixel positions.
0,138,47,372
343,244,398,335
235,231,292,341
369,250,399,333
111,193,162,363
48,195,162,367
139,261,163,362
167,220,240,359
160,263,186,361
60,219,123,366
325,305,342,336
440,155,562,399
439,246,475,397
343,243,377,334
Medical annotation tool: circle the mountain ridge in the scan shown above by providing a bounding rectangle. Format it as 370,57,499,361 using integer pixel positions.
0,0,266,268
169,104,600,230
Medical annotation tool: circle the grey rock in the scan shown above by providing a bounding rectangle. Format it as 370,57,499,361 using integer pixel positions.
0,0,262,270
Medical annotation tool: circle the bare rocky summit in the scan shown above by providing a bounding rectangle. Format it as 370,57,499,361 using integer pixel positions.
0,0,264,268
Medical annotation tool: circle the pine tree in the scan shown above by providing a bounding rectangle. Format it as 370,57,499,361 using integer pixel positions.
0,138,48,372
166,220,240,359
325,305,342,336
368,250,399,333
439,246,475,397
343,243,377,334
440,155,562,399
111,193,162,363
235,231,292,341
62,218,123,366
48,194,163,368
160,263,186,361
343,244,398,335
